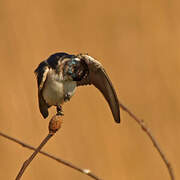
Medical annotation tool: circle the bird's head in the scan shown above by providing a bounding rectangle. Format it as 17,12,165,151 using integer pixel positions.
63,57,89,81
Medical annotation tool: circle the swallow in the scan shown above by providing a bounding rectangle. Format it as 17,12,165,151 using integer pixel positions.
34,52,120,123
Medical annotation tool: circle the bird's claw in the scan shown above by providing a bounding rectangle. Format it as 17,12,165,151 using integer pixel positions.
64,93,71,102
56,106,64,116
57,111,64,116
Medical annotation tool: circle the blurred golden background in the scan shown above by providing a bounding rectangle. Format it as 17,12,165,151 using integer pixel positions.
0,0,179,179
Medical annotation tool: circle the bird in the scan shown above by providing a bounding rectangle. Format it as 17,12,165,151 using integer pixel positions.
34,52,120,123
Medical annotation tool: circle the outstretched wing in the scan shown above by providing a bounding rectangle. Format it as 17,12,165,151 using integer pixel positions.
77,54,120,123
34,61,50,118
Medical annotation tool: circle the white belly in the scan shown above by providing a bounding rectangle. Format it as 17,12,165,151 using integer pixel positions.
43,77,76,106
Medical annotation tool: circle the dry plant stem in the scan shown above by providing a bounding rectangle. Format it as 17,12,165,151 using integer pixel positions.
15,133,53,180
0,132,101,180
119,102,175,180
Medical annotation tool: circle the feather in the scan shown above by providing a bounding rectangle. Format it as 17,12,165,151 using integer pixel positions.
77,54,120,123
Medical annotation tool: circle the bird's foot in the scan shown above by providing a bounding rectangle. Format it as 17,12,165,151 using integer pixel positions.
56,106,64,116
64,93,71,102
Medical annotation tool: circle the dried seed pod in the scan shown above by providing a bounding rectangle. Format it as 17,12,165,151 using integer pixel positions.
48,115,63,134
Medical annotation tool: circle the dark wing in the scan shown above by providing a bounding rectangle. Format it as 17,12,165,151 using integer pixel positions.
34,61,50,118
77,55,120,123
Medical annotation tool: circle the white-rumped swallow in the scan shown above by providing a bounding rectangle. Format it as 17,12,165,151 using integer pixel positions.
34,52,120,123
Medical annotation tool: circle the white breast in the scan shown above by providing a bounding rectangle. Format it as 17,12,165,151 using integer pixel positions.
42,71,76,106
